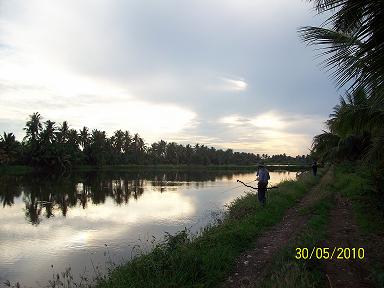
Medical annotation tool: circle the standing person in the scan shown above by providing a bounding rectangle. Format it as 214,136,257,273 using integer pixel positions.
256,162,270,206
312,160,318,176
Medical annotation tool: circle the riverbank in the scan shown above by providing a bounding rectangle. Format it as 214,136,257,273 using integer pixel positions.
0,165,34,175
248,163,384,287
0,163,310,175
76,164,310,172
93,169,324,287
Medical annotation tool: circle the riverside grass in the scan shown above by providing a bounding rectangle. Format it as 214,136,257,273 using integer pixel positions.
333,164,384,287
260,164,384,288
96,170,324,288
258,172,333,288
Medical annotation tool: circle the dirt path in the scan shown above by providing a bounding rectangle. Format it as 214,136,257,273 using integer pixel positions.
323,194,373,288
222,169,334,288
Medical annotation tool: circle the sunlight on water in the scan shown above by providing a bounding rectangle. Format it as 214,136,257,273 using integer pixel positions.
0,169,298,286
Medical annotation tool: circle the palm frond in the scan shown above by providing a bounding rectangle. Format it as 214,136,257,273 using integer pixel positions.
301,0,384,91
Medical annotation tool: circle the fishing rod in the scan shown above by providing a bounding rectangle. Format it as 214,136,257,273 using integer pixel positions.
236,180,278,190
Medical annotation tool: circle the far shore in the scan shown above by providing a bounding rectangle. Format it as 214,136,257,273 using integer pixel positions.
0,163,311,175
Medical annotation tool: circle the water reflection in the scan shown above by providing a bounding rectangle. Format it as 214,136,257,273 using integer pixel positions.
0,169,299,286
0,170,238,226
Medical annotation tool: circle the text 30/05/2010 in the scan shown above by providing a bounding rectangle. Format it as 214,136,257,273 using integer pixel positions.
295,247,365,260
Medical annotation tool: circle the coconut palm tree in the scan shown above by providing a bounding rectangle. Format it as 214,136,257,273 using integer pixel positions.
57,121,69,144
132,133,146,164
0,132,20,165
79,126,90,150
40,120,56,144
299,0,384,91
24,112,42,143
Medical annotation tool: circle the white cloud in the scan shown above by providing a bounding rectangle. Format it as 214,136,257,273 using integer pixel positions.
217,111,326,155
206,77,248,92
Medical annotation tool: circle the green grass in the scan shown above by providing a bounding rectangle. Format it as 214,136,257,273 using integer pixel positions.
332,164,384,287
259,187,333,288
259,164,384,288
96,170,324,288
333,164,384,234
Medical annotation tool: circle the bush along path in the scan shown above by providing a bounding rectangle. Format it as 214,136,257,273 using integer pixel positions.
222,168,334,288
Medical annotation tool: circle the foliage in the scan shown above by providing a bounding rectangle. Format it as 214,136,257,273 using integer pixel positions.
301,1,384,197
299,0,384,91
0,113,312,170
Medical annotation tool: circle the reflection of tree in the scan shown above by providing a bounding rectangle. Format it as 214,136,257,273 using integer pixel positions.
0,169,257,225
23,193,42,225
0,175,22,207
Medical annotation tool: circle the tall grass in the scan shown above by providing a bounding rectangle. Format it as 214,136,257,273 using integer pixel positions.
259,190,333,288
332,164,384,287
333,164,384,234
97,170,323,288
260,164,384,288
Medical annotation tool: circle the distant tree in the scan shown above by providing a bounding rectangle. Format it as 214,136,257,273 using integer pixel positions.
0,132,21,165
79,127,90,150
24,112,42,143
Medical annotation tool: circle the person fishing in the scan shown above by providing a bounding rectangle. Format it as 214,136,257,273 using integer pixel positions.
256,162,270,206
312,160,318,176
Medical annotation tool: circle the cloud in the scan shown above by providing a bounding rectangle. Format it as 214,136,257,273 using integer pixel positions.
183,111,327,155
206,77,248,92
0,0,338,154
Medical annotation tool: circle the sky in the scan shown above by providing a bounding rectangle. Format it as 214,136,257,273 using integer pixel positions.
0,0,341,155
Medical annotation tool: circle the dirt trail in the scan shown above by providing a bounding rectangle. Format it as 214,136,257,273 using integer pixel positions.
222,169,334,288
324,194,373,288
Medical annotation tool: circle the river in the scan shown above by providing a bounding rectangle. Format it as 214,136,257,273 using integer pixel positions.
0,168,299,286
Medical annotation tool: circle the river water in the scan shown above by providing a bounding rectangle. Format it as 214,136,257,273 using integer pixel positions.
0,169,299,286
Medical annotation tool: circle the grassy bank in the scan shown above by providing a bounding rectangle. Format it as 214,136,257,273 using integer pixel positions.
259,164,384,288
332,164,384,287
259,174,334,288
96,170,324,288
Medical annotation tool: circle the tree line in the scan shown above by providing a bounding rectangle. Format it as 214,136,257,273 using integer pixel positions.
300,0,384,194
0,112,311,169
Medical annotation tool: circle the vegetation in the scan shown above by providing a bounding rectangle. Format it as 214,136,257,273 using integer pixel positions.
0,113,311,170
250,1,384,285
261,164,384,288
332,164,384,286
95,171,322,288
299,0,384,197
260,193,332,288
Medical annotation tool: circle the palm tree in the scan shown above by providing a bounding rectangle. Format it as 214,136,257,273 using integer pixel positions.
132,133,145,164
122,131,132,153
79,126,90,150
0,132,20,165
311,87,384,162
113,130,124,151
24,112,42,143
299,0,384,91
88,129,108,166
40,120,56,144
57,121,69,144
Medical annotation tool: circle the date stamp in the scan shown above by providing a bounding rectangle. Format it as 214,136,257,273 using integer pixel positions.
295,247,365,260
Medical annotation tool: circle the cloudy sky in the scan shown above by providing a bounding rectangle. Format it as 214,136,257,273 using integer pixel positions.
0,0,340,155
